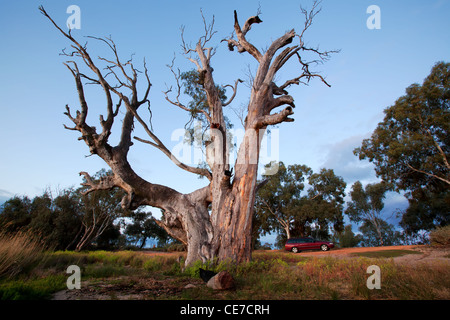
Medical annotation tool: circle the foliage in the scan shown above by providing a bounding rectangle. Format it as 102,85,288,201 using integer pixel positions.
358,219,402,247
164,242,187,252
75,169,130,251
400,188,449,234
334,224,362,248
429,225,450,246
254,242,273,250
179,69,234,156
0,192,77,250
47,189,84,249
124,210,170,248
255,161,346,241
180,69,229,132
354,61,450,233
0,170,135,251
0,172,176,252
0,196,32,233
345,181,391,246
178,69,236,178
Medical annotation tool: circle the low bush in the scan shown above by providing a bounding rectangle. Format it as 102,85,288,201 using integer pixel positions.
83,264,129,278
429,225,450,246
143,258,163,272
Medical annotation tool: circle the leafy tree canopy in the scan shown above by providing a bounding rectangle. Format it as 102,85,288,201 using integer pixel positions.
358,218,402,247
345,181,391,246
255,161,346,241
354,61,450,232
0,170,170,250
333,224,362,248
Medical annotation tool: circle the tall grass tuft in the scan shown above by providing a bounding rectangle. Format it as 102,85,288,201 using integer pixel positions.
0,231,47,279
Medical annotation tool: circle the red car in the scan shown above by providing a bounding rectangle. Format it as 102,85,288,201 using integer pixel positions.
285,237,334,253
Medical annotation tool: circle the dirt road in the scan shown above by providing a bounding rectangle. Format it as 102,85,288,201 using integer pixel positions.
296,244,423,256
140,245,450,265
293,244,449,265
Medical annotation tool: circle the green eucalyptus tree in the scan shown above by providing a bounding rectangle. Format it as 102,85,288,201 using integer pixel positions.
345,181,391,246
255,162,346,241
354,62,449,233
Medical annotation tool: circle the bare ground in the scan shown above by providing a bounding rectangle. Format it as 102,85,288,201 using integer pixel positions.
52,276,204,300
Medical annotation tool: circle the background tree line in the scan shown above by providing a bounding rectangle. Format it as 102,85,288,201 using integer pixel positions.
253,162,406,249
0,170,172,251
254,61,449,249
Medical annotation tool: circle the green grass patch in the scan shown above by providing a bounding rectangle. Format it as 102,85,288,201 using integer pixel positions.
351,250,423,258
0,275,66,300
83,264,129,278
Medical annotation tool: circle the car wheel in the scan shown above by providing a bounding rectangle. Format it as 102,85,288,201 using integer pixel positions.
291,247,299,253
320,244,329,251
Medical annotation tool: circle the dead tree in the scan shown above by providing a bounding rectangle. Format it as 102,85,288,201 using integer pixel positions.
40,1,336,266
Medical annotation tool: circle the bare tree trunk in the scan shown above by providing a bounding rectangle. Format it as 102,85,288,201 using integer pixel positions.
371,216,384,246
261,199,292,240
211,166,259,263
65,225,83,251
139,236,147,249
285,227,291,240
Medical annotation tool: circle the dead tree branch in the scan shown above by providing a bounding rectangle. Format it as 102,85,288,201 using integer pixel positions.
222,78,244,106
225,2,338,130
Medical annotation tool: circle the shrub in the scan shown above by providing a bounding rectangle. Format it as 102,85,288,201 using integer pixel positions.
83,264,128,278
41,251,88,271
143,258,163,272
86,250,120,264
429,225,450,246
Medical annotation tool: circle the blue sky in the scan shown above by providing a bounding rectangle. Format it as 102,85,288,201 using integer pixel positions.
0,1,449,240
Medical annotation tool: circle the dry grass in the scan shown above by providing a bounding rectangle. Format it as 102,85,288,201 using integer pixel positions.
1,246,449,300
0,231,47,279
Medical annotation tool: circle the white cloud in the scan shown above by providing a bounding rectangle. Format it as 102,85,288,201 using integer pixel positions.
0,189,14,206
320,134,378,186
320,135,411,230
0,189,13,198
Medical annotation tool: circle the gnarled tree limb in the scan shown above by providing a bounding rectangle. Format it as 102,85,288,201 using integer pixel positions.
252,107,295,129
222,78,244,106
